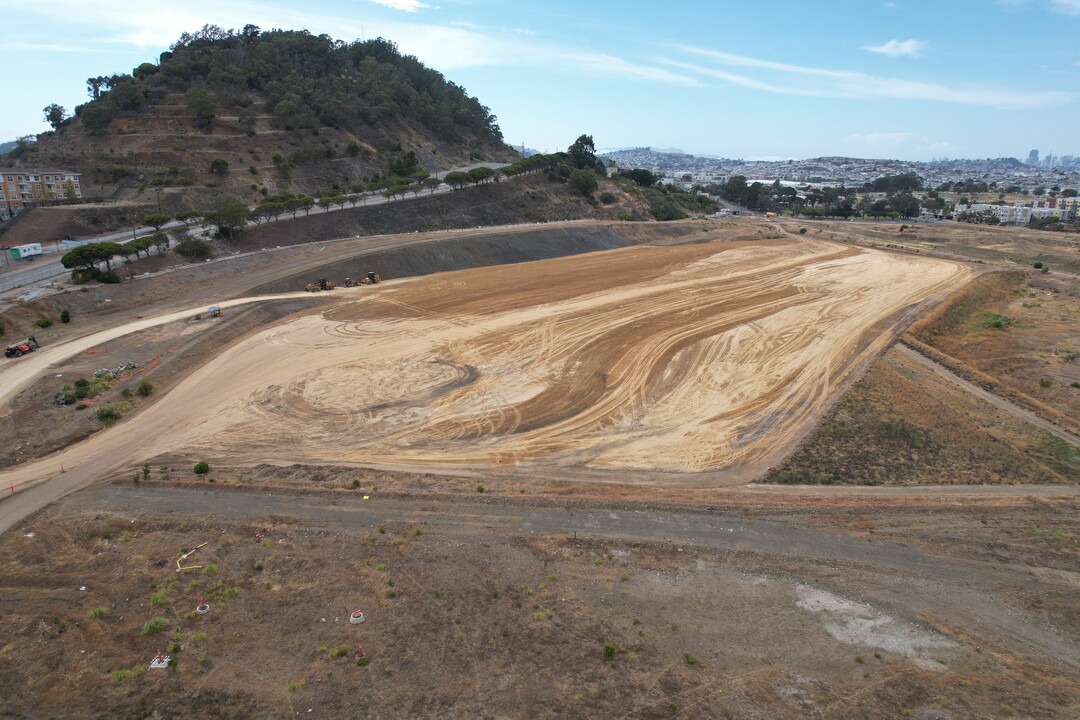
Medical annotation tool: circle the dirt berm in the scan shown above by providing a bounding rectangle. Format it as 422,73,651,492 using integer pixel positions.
231,175,651,252
248,224,704,294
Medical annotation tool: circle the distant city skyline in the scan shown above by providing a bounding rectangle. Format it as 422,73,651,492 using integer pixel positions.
1,0,1078,161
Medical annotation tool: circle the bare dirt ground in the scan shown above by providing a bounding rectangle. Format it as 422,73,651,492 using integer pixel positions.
0,485,1075,719
0,235,970,513
1,217,1078,719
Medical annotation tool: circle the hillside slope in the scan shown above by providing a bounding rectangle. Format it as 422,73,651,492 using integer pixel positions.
17,26,516,208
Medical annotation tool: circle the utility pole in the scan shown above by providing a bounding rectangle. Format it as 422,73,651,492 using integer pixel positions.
154,187,162,213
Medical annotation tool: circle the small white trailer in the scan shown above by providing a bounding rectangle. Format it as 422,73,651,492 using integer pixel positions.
10,243,43,260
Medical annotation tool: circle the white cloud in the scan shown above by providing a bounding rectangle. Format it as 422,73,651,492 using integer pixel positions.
999,1,1080,12
863,39,925,58
848,132,913,145
7,42,89,53
568,53,701,87
882,2,897,7
10,0,316,49
1050,0,1080,13
669,44,1074,109
370,0,435,12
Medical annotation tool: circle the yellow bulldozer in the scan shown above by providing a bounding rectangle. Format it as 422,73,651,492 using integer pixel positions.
361,271,381,285
305,278,336,292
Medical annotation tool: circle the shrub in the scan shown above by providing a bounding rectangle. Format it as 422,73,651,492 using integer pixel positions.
356,657,369,667
98,271,121,284
1039,378,1053,388
96,405,122,424
569,169,598,197
60,308,71,323
799,227,807,234
35,316,53,328
1033,261,1043,269
140,617,168,635
174,235,214,260
603,644,616,661
137,380,154,397
149,592,167,606
683,652,699,666
193,461,210,475
87,606,107,619
253,560,264,571
599,191,616,204
330,647,348,658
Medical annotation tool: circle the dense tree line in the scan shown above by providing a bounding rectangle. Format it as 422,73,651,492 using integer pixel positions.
705,176,922,219
66,25,504,147
861,172,923,193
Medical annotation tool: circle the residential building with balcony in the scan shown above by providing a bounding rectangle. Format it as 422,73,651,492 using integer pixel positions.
0,167,82,217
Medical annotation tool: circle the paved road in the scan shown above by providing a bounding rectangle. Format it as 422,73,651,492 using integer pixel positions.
0,164,511,296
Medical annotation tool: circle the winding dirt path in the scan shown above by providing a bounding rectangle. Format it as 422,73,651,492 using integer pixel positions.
896,343,1080,447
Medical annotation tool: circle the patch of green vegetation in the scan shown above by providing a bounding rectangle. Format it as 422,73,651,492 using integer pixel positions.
140,617,168,635
96,403,125,424
87,606,107,619
978,311,1014,330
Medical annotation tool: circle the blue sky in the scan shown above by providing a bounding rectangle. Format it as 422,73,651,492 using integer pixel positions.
1,0,1078,161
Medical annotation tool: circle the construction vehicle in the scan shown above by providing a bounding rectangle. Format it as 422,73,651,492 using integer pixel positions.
362,272,381,285
5,336,39,358
305,278,336,292
342,277,358,288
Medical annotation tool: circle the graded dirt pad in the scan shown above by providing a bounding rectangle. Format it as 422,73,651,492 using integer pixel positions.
0,236,970,503
0,487,1075,719
187,237,966,475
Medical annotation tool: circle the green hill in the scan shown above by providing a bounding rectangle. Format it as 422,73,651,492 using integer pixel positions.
21,24,516,207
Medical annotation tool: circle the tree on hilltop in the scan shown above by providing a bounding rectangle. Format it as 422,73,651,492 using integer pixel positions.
568,134,597,170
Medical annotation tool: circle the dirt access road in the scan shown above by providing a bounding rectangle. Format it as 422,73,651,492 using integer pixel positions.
0,236,969,534
2,481,1071,718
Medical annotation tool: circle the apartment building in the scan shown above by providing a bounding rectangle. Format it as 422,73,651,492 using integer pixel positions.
0,167,82,216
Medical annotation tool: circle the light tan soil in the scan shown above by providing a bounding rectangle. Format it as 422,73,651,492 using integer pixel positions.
0,236,970,509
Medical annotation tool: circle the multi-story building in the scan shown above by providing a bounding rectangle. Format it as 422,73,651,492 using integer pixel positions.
1054,197,1079,221
0,168,82,217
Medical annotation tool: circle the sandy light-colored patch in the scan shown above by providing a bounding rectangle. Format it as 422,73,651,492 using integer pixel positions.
0,238,969,501
796,585,957,657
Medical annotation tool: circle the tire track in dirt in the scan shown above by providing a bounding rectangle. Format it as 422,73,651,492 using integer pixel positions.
0,238,971,535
